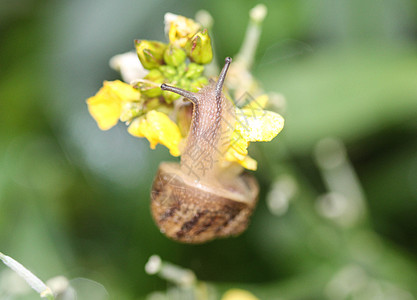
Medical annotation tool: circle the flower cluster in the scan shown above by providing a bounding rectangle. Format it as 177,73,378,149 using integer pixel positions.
87,13,284,170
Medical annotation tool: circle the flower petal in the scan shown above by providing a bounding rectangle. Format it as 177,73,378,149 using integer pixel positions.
227,131,249,160
87,80,140,130
239,155,257,170
235,108,284,142
128,111,182,156
109,51,148,83
223,105,284,170
105,80,141,101
164,13,201,48
224,131,258,170
225,149,257,170
242,94,268,110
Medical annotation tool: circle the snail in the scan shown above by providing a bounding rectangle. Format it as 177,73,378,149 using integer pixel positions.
151,57,259,243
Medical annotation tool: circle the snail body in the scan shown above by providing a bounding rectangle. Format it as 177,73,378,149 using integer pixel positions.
151,57,259,243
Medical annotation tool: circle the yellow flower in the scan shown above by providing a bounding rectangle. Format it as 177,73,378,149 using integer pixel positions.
128,110,182,156
221,289,259,300
87,80,140,130
242,94,268,110
164,13,201,47
224,95,284,170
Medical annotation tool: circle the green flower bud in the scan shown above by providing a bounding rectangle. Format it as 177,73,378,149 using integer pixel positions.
167,76,190,92
143,98,173,115
143,98,161,112
159,65,177,78
189,76,209,92
164,45,187,67
136,69,164,97
169,75,181,85
176,63,187,77
135,40,167,69
145,69,164,82
136,82,162,98
162,90,181,104
155,103,174,116
185,29,213,65
185,63,204,79
179,77,190,91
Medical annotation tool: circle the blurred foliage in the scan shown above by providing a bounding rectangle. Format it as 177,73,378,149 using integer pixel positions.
1,0,417,299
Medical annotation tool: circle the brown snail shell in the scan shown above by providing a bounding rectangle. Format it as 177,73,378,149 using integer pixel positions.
151,162,259,243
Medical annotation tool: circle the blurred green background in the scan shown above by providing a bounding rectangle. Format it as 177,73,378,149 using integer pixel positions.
1,0,417,299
